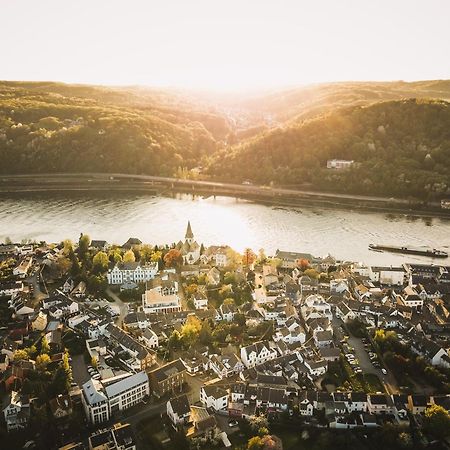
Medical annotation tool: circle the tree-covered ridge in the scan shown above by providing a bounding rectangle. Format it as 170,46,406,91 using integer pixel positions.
0,82,227,174
208,99,450,199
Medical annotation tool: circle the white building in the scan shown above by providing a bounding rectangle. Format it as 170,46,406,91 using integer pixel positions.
2,391,30,432
300,294,332,322
240,341,278,368
107,261,158,285
175,221,201,265
200,385,229,411
327,159,354,169
82,372,149,424
369,266,405,286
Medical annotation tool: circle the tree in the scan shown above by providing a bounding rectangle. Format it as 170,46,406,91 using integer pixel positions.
247,436,263,450
78,233,90,257
168,330,181,350
41,335,50,354
91,356,98,368
164,249,183,268
55,255,72,277
304,268,320,279
13,349,29,361
109,247,122,263
123,249,136,263
140,244,153,262
257,248,267,264
62,239,74,255
243,248,256,267
226,248,242,270
199,320,213,346
298,258,310,270
36,353,51,371
93,251,109,272
424,404,450,439
151,250,163,263
181,315,202,347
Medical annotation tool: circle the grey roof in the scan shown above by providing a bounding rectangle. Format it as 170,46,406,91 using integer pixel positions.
104,371,148,398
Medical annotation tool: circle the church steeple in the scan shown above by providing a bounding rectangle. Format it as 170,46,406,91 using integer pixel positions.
185,221,194,244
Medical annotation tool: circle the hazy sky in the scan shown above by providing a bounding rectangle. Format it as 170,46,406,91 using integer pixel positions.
1,0,449,91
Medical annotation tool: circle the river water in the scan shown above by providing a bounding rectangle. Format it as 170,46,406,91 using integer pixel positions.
0,191,449,266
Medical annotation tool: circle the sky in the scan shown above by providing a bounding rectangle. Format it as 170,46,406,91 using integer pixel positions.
1,0,449,92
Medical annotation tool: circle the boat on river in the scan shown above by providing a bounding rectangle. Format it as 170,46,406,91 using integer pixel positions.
368,244,448,258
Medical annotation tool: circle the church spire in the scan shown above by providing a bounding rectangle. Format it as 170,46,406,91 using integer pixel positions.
185,221,194,240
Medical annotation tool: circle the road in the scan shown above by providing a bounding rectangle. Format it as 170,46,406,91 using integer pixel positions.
106,287,129,326
0,172,432,208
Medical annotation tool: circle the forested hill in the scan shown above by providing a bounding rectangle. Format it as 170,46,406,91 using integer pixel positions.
1,81,450,200
0,81,231,175
207,99,450,200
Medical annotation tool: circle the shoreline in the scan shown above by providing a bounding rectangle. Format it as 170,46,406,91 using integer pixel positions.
0,175,450,220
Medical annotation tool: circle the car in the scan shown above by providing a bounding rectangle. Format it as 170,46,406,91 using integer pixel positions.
92,374,101,380
381,368,387,375
228,420,239,427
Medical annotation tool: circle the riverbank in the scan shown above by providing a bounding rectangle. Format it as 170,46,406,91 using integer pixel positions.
1,173,450,219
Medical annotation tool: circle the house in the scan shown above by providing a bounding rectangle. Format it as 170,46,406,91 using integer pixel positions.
219,303,236,322
140,328,159,349
167,394,191,427
319,347,341,362
240,341,278,368
175,222,201,265
205,245,230,267
200,385,229,411
326,159,354,169
275,250,318,269
188,406,218,439
330,279,349,295
408,395,430,415
2,391,30,432
142,287,181,314
209,353,244,378
346,392,368,412
31,311,48,331
106,324,156,370
300,294,332,322
107,261,158,285
0,353,10,373
367,394,395,415
148,359,186,398
0,281,24,298
71,281,87,298
206,267,221,286
335,301,356,323
90,240,109,251
193,291,208,310
50,394,73,420
13,256,33,278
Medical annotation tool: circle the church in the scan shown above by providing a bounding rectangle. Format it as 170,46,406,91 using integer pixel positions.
175,221,201,265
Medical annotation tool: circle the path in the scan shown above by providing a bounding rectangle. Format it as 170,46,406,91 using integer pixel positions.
106,287,128,326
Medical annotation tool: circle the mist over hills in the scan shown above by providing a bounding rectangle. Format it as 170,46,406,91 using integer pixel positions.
0,79,449,199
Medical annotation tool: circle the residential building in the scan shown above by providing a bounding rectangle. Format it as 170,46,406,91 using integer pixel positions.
148,359,186,398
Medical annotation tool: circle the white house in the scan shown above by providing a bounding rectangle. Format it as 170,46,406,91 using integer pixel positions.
209,354,244,378
200,385,229,411
107,261,158,285
240,341,278,368
193,292,208,310
140,328,159,349
3,391,30,432
300,294,332,322
167,394,191,427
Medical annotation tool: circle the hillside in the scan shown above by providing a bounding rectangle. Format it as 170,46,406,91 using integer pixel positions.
1,81,450,200
208,99,450,200
0,81,230,175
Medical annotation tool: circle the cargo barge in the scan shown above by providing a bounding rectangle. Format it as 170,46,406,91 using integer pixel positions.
368,244,448,258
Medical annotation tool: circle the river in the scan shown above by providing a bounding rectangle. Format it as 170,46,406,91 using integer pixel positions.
0,191,449,266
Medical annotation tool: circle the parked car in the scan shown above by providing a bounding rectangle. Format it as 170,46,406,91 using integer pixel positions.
381,368,387,375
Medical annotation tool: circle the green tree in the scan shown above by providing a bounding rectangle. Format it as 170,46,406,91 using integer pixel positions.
36,353,51,371
424,404,450,439
78,233,90,257
93,251,109,272
41,335,50,354
13,349,29,361
123,249,136,263
247,436,263,450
